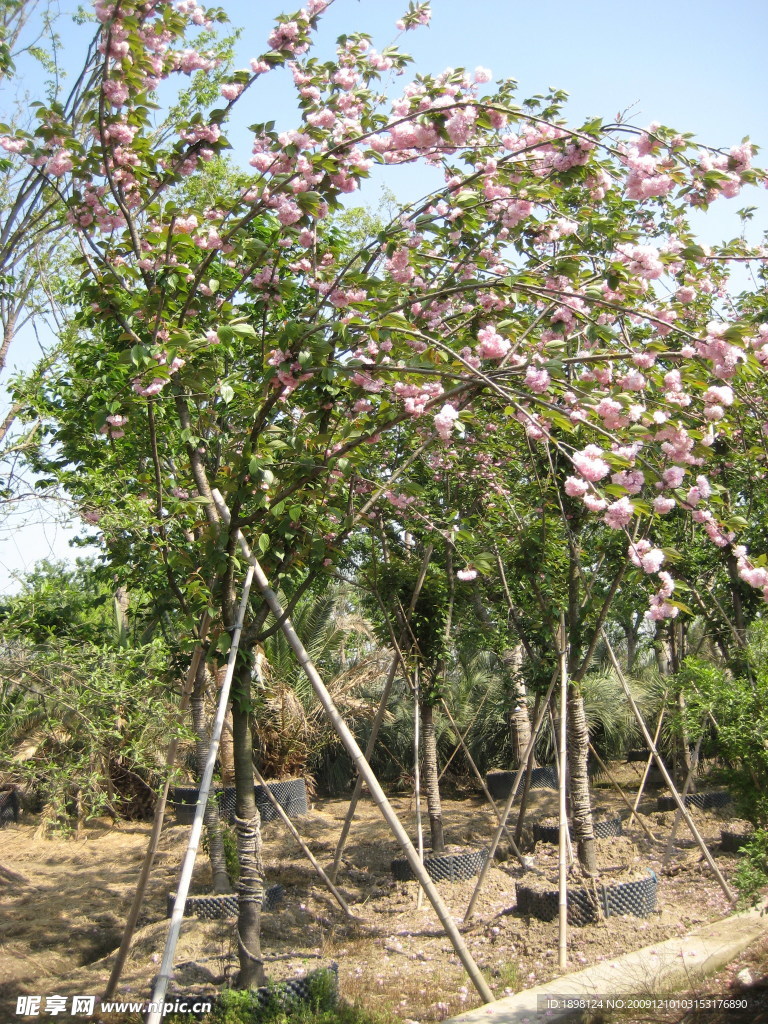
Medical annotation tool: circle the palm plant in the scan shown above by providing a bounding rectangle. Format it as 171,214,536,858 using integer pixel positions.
253,587,387,782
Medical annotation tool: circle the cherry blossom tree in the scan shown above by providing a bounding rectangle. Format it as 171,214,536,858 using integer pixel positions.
10,0,768,993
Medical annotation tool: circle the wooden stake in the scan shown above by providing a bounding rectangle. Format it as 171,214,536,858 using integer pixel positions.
601,630,735,903
104,613,210,1001
629,703,666,827
414,664,425,911
464,670,558,922
662,725,705,869
549,704,574,865
212,491,493,1004
587,743,659,844
440,698,527,866
557,613,568,973
251,765,352,918
148,570,254,1024
330,545,433,883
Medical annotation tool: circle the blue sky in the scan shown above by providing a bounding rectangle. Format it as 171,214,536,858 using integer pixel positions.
2,0,766,590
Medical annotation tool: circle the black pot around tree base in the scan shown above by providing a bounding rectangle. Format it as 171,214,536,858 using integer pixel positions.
221,778,308,824
169,778,308,826
533,814,623,845
0,787,20,826
166,963,338,1021
516,868,657,926
391,846,488,883
720,826,755,853
657,791,731,812
166,883,284,920
486,765,558,799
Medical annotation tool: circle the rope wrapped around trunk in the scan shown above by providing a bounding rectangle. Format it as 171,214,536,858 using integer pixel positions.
235,811,265,966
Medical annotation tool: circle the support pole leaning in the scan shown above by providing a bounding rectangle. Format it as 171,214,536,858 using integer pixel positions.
464,671,558,922
251,764,352,918
330,545,433,882
600,630,735,904
105,614,210,1001
211,490,493,1005
147,568,254,1024
557,613,568,972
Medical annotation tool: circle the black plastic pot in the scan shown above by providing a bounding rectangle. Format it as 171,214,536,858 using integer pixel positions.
169,785,222,825
0,787,20,826
720,827,755,853
221,778,308,824
533,815,623,845
167,883,284,920
391,847,488,883
657,791,731,812
516,868,657,926
174,964,338,1021
486,765,558,800
626,749,649,763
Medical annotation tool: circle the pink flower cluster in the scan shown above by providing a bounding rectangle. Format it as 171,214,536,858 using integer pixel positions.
628,539,665,574
433,402,459,442
476,326,510,360
571,445,611,482
647,572,677,621
393,381,444,416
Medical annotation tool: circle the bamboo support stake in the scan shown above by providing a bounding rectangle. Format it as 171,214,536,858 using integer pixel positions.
440,698,526,866
662,726,705,869
587,743,659,844
329,653,398,882
464,671,558,922
549,704,574,865
514,692,541,847
557,613,568,973
438,687,492,783
211,491,493,1004
104,614,210,1001
629,703,666,826
251,765,352,918
414,666,425,911
148,569,254,1024
601,630,736,904
330,545,433,883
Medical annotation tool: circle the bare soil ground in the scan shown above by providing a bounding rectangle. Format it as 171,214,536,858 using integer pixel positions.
0,764,758,1023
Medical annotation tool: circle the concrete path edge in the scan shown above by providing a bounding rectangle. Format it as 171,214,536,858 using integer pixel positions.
443,900,768,1024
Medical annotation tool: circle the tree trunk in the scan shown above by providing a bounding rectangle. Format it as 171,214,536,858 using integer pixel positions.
215,665,236,787
508,668,535,770
190,664,232,895
420,700,445,853
220,709,236,787
677,689,694,792
471,588,535,768
567,686,596,875
232,662,266,989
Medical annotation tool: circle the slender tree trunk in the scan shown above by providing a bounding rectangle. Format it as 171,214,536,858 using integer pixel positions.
420,700,445,853
191,663,232,894
219,709,236,787
677,689,694,791
215,666,236,787
567,686,596,875
509,669,535,769
471,589,535,768
232,661,266,989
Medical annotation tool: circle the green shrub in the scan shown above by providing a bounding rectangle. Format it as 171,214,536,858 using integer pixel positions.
734,828,768,908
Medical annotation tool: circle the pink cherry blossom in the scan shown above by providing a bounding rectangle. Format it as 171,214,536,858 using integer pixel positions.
572,445,611,482
604,497,635,529
476,326,510,360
